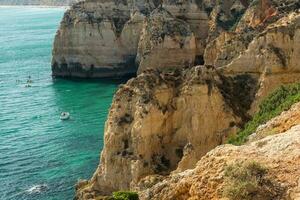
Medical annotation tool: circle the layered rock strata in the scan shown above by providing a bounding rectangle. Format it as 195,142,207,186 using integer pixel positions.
76,66,246,198
136,8,196,74
139,124,300,200
52,0,254,78
222,12,300,113
74,0,300,199
52,0,152,78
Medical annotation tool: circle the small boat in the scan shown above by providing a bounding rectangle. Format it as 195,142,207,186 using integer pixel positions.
60,112,70,120
25,84,31,88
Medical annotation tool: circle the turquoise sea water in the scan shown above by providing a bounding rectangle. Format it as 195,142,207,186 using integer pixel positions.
0,7,120,200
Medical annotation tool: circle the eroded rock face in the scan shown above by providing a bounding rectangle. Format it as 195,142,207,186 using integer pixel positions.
222,12,300,113
136,8,196,74
162,0,209,58
52,0,156,78
74,1,300,199
75,66,246,198
139,124,300,200
52,0,254,78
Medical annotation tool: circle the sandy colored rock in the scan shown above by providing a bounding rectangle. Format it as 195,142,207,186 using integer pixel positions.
139,125,300,200
136,8,196,74
74,1,300,200
222,12,300,113
52,0,156,78
75,66,244,198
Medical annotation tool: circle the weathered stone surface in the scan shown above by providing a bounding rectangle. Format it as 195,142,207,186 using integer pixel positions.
221,12,300,113
204,0,300,69
136,8,196,74
52,0,254,78
74,1,300,200
139,124,300,200
75,66,244,198
162,0,210,57
52,0,152,78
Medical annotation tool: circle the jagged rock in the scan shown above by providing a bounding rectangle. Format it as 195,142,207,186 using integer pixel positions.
221,12,300,113
52,0,156,78
162,0,210,58
74,1,300,200
139,124,300,200
136,8,196,74
52,0,254,78
75,66,244,198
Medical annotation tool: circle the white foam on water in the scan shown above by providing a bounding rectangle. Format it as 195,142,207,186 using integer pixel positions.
26,184,48,194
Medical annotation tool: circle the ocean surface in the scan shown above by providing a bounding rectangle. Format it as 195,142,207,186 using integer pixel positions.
0,7,120,200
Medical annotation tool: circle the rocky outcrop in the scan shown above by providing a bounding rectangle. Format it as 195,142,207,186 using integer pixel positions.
136,8,196,74
52,0,255,78
75,66,246,198
74,1,300,199
52,0,153,78
204,0,300,69
222,12,300,113
161,0,209,59
139,124,300,200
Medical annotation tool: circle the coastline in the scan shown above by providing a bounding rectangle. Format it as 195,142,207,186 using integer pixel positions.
0,5,70,9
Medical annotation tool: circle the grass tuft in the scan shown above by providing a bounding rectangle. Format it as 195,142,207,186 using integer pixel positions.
223,161,283,200
112,191,139,200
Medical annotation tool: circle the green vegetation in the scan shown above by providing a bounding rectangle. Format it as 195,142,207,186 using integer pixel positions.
229,83,300,145
223,161,283,200
112,191,139,200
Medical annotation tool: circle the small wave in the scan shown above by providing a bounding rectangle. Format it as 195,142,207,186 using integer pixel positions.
26,184,48,194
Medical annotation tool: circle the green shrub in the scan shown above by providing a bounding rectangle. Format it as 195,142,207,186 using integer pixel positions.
228,83,300,145
112,191,139,200
223,161,283,200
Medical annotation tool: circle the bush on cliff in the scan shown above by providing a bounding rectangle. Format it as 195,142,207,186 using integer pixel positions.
229,83,300,145
222,161,284,200
113,191,139,200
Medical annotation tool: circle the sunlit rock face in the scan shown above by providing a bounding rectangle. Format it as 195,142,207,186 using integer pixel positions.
75,66,245,199
52,0,158,78
136,8,196,74
52,0,252,78
139,124,300,200
70,1,300,200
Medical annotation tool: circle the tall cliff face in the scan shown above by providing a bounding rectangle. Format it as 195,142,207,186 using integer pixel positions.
52,0,153,78
76,66,245,198
75,1,300,199
136,8,196,74
52,0,251,78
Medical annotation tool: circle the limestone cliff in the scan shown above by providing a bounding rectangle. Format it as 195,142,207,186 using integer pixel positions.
52,0,251,78
76,66,245,198
136,8,196,74
52,0,153,78
73,0,300,199
222,12,300,113
139,124,300,200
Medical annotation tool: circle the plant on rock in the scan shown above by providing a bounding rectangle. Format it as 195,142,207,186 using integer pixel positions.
112,191,139,200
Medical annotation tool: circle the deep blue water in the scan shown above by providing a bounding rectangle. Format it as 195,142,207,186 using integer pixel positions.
0,7,119,200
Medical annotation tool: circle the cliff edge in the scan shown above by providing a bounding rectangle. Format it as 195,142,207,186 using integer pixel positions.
74,0,300,199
